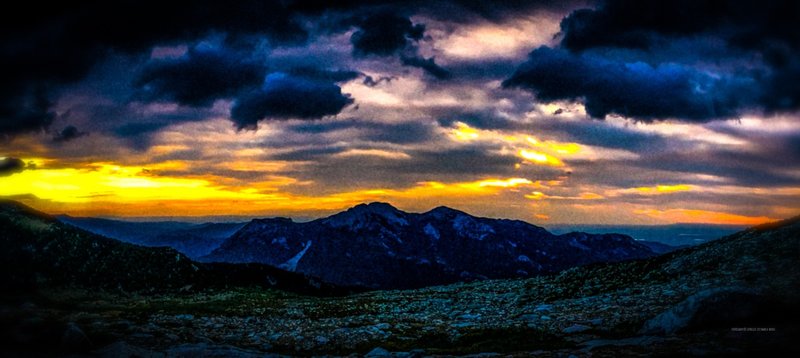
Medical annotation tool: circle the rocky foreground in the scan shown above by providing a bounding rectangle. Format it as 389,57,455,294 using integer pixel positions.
2,216,799,356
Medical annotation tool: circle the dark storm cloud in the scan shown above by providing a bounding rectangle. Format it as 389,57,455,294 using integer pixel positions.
231,73,354,129
504,47,758,121
114,123,170,139
533,119,666,151
362,75,397,87
132,47,360,131
400,56,452,80
0,0,310,138
504,0,800,121
0,89,55,139
318,7,451,80
134,48,266,107
287,67,361,83
292,0,581,23
289,119,438,144
273,146,534,190
0,157,25,176
350,11,425,57
408,148,521,176
270,146,348,161
627,146,800,187
52,125,87,143
430,0,590,21
559,0,799,52
0,0,583,139
436,109,672,153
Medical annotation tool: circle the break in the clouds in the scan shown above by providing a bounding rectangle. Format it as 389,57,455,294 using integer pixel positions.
52,125,87,143
1,0,798,225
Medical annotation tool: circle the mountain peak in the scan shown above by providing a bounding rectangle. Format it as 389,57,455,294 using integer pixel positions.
353,202,400,212
425,206,467,218
324,202,408,228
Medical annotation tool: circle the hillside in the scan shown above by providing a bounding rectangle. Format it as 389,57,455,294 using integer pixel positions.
0,200,355,296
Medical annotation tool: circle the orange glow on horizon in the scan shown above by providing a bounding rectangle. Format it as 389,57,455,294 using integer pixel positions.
1,157,791,226
1,157,542,218
634,208,776,226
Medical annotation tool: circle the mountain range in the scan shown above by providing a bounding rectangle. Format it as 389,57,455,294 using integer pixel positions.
202,202,656,289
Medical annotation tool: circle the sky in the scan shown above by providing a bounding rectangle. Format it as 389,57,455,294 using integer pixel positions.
0,0,798,225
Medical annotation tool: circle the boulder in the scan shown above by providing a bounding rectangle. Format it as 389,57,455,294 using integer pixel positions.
640,287,780,334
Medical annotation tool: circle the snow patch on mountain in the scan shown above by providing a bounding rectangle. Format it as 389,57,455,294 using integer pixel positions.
271,237,289,250
568,237,590,251
279,241,312,272
452,215,495,240
424,223,440,240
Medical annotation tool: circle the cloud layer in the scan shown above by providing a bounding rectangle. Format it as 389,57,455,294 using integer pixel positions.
1,0,798,225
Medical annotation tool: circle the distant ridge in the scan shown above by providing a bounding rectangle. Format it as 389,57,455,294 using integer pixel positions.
58,215,245,259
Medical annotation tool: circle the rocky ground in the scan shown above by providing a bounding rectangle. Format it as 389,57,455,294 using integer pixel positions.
2,279,795,357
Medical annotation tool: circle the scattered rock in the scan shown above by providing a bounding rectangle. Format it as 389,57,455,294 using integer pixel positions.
373,323,392,330
165,333,180,341
366,347,392,357
562,324,591,333
314,335,329,345
520,314,538,322
60,323,91,352
587,318,604,326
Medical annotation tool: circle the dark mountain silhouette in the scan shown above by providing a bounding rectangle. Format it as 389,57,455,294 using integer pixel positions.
0,200,357,296
203,202,656,289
